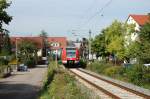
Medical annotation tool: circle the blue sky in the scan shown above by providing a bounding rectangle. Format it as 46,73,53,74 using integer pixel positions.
5,0,150,40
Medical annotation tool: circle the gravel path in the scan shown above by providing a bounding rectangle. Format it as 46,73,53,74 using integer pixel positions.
0,67,47,99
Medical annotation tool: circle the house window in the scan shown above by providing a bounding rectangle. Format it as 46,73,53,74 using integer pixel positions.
51,42,60,47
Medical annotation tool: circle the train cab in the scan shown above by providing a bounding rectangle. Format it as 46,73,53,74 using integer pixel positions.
61,47,80,66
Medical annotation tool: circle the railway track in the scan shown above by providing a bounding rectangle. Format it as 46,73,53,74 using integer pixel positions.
69,68,150,99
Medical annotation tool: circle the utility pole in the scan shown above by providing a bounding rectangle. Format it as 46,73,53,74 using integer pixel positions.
16,38,19,69
89,30,91,60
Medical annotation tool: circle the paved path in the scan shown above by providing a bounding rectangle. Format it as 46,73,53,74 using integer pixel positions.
0,67,47,99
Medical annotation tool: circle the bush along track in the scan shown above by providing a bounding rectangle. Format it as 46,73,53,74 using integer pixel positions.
40,63,90,99
86,61,150,90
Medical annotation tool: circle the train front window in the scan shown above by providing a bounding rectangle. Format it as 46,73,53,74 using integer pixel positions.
66,50,76,58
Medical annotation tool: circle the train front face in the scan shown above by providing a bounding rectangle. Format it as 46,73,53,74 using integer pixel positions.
62,47,80,67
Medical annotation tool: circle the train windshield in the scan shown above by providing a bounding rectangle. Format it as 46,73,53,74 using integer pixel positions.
66,48,76,58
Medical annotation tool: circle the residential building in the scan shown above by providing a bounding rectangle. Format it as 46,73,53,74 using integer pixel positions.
10,36,67,57
126,14,150,63
126,14,150,41
47,37,67,55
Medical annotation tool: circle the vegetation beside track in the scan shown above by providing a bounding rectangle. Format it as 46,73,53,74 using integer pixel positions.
40,62,90,99
86,61,150,90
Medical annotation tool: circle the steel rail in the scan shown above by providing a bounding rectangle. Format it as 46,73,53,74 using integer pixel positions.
77,68,150,99
69,69,120,99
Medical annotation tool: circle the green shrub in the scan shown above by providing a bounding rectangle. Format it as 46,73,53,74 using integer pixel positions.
143,67,150,83
43,61,57,89
126,64,150,85
104,66,123,77
86,61,112,74
25,58,36,68
86,61,150,89
79,59,87,68
0,58,8,65
58,60,62,65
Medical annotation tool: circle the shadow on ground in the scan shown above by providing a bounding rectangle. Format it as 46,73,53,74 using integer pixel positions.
0,82,41,99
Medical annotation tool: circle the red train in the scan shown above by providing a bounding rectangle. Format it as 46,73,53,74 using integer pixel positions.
61,47,80,66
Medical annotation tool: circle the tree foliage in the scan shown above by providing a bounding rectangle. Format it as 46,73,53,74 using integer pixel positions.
39,30,48,57
0,0,12,32
92,20,134,61
91,33,106,58
115,18,150,64
105,20,127,59
1,32,11,55
138,22,150,63
18,40,38,67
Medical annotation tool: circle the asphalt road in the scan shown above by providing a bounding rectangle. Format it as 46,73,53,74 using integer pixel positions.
0,67,47,99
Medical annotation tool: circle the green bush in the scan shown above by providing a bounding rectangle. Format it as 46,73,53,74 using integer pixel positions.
86,61,112,74
25,58,36,68
0,58,8,65
58,60,62,65
104,66,123,77
79,59,87,68
43,61,57,89
126,64,150,85
86,61,150,89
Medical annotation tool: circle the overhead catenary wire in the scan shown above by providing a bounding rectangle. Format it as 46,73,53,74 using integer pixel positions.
69,0,113,39
83,0,113,26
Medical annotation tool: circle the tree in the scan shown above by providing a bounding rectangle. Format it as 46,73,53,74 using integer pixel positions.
91,20,134,63
18,40,38,67
105,20,134,60
39,30,48,57
39,30,48,37
1,32,11,55
91,33,106,58
0,0,12,52
126,20,150,64
138,22,150,63
0,0,12,32
105,20,125,59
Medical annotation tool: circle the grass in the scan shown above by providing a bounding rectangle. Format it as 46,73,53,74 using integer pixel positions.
39,62,90,99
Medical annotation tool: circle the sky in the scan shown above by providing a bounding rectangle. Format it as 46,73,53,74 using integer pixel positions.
5,0,150,40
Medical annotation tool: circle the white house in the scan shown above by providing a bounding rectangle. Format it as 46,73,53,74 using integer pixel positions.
126,14,149,41
126,14,150,64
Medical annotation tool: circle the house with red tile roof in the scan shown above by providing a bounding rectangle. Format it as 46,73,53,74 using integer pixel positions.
47,37,67,54
126,14,150,41
47,37,67,49
11,37,44,56
125,14,150,64
11,37,43,48
10,36,67,57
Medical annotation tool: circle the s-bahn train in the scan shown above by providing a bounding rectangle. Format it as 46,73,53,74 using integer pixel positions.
61,47,80,67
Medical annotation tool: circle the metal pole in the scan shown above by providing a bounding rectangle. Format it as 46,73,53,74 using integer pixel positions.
55,50,57,68
16,38,18,69
89,30,91,60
